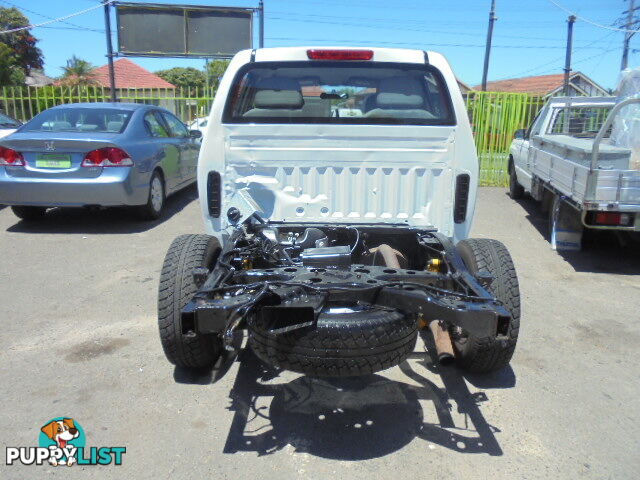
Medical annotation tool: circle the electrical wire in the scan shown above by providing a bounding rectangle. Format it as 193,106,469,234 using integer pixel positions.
348,226,360,254
266,36,610,51
0,0,105,33
546,0,640,33
489,31,616,82
0,1,113,35
266,10,572,42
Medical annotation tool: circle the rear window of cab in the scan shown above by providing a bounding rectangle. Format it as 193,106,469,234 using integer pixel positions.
223,61,456,126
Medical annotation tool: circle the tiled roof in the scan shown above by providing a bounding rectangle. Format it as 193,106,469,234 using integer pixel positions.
91,58,176,89
474,73,577,95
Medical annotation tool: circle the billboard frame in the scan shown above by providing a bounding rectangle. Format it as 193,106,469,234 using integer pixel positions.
113,2,259,59
102,1,264,100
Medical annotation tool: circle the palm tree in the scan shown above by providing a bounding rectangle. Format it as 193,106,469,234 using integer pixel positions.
59,55,98,87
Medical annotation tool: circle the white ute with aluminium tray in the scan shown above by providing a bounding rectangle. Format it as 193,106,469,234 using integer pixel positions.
509,95,640,250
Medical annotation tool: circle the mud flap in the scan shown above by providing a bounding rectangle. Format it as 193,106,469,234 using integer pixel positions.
550,195,583,251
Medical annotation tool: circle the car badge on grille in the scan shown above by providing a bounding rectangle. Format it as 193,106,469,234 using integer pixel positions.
44,141,55,151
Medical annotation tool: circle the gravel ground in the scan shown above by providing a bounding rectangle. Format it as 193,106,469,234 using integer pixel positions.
0,186,638,479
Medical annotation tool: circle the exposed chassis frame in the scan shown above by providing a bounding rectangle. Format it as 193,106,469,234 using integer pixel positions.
180,225,512,346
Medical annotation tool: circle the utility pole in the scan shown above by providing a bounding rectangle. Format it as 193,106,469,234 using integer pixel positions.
103,0,117,102
621,0,637,70
259,0,264,48
481,0,496,91
563,15,576,97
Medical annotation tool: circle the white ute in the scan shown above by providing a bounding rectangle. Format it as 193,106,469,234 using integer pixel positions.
509,95,640,250
157,47,521,378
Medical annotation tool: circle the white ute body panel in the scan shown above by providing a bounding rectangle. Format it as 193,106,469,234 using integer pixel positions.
198,47,478,243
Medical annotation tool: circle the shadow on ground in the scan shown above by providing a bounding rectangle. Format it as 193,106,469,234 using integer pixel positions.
5,184,198,235
177,332,512,460
512,193,640,275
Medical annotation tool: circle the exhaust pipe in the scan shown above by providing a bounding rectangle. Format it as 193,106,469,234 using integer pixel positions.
429,320,455,365
369,244,406,269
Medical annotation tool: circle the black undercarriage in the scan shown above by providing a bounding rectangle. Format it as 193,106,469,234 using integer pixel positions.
180,215,512,351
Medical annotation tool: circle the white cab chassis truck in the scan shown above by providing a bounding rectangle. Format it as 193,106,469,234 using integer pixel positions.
158,47,520,377
509,96,640,250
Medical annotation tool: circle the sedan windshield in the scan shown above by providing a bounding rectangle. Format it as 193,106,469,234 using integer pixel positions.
22,108,133,133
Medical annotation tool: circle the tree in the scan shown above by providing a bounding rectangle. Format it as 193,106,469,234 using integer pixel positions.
206,60,230,91
0,42,25,85
155,67,206,93
58,55,98,87
0,7,44,75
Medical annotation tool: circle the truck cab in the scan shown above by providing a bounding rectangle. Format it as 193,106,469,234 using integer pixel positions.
197,47,478,244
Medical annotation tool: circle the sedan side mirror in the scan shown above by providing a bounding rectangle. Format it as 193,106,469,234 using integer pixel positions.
189,129,202,139
514,129,527,140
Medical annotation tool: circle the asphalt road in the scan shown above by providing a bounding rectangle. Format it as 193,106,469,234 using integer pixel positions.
1,187,639,479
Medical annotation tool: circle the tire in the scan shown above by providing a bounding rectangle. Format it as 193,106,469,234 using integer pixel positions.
11,206,47,220
137,171,165,220
453,238,520,373
249,304,417,377
158,234,222,369
508,162,524,199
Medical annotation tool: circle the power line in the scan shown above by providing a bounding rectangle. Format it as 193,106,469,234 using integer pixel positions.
266,12,620,47
38,25,107,34
265,35,611,51
0,1,112,35
0,0,105,33
489,31,616,81
546,0,640,33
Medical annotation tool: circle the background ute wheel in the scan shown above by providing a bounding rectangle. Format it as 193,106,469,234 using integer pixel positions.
158,234,222,369
453,238,520,373
508,163,524,199
137,171,165,220
249,303,417,377
11,206,47,220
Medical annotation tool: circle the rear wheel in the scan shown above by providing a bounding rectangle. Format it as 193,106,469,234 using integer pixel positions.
508,162,524,199
137,171,165,220
453,238,520,373
11,206,47,221
158,234,223,369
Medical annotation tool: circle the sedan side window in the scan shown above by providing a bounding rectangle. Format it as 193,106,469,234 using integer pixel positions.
162,113,189,138
144,112,169,138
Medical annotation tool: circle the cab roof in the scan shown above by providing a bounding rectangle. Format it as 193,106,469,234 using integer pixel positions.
249,46,438,65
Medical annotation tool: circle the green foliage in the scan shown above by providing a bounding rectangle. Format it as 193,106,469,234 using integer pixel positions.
0,42,25,85
206,60,230,89
155,67,206,93
0,7,44,75
59,55,98,86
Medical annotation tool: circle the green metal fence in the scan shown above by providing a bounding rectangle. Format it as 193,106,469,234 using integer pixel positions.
0,85,217,125
0,86,545,186
466,91,545,186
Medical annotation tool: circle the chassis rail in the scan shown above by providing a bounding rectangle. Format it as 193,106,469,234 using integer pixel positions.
180,231,512,344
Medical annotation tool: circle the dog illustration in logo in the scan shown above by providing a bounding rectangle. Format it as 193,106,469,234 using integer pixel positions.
41,418,79,466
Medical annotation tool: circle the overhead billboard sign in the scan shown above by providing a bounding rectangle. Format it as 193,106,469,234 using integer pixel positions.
115,2,254,58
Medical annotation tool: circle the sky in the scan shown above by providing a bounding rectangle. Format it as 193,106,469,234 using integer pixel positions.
5,0,634,90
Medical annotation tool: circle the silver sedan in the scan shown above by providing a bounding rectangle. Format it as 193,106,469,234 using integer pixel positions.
0,102,201,220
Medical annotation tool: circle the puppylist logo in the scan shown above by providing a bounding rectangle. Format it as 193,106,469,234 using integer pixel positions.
6,418,126,467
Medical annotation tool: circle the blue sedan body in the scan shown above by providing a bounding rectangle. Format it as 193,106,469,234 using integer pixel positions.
0,103,199,209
